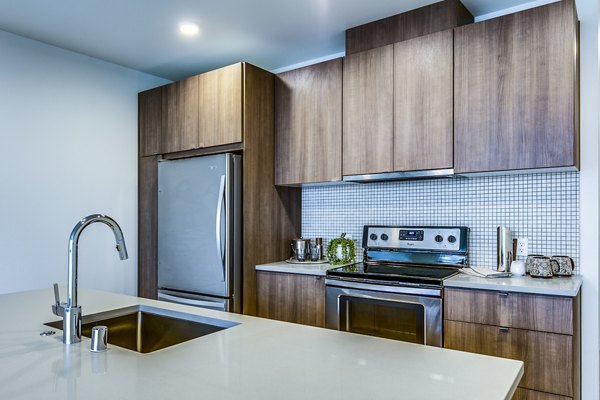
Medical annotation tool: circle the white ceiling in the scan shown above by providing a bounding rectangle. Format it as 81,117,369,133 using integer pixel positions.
0,0,535,80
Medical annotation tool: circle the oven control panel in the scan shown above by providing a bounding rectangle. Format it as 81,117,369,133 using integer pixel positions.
364,226,467,252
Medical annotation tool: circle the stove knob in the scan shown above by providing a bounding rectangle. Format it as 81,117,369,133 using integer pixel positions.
380,233,389,241
448,235,457,243
435,235,444,243
370,233,378,241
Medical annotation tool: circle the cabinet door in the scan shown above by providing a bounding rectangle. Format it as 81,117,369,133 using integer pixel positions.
394,30,453,171
198,63,243,148
161,76,199,153
256,271,325,327
445,321,573,397
275,58,342,185
454,0,578,173
139,87,163,156
343,45,394,176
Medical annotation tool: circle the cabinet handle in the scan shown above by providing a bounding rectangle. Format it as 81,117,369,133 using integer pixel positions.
499,327,509,333
498,292,509,297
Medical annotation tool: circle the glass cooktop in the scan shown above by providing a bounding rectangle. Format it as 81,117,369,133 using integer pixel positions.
326,262,460,286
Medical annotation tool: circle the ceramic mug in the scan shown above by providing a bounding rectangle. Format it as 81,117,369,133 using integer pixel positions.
529,256,559,278
551,256,574,276
525,255,545,275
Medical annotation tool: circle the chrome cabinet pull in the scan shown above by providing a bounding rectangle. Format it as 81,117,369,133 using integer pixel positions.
498,292,509,297
499,327,509,333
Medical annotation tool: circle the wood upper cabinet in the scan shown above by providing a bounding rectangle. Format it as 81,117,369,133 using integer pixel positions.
256,271,325,327
454,0,579,173
343,45,394,176
394,30,453,171
198,63,243,148
139,87,163,157
161,76,199,153
275,58,343,185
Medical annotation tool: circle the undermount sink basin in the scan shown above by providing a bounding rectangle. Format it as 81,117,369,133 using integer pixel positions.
45,304,239,353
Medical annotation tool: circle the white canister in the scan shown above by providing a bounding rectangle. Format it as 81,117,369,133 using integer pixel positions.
510,260,526,276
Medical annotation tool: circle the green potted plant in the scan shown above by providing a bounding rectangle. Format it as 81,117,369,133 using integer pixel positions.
327,233,356,265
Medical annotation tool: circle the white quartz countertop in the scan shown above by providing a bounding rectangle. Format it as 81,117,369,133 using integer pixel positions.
446,272,582,297
256,260,338,276
0,288,523,400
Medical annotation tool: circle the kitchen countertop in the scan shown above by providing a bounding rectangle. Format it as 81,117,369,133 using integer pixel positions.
0,288,523,400
255,260,338,276
445,272,582,297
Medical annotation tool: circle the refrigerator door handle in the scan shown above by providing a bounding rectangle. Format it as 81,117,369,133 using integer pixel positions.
215,174,226,281
158,292,226,311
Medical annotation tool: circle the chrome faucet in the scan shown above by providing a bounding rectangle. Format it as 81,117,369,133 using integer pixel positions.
52,214,128,344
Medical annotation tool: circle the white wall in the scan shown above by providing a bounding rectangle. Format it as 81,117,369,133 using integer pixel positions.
0,30,168,296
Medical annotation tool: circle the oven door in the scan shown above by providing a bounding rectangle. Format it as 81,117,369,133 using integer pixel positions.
325,279,442,347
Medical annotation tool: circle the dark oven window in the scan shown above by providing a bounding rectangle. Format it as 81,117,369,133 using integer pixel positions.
339,295,425,344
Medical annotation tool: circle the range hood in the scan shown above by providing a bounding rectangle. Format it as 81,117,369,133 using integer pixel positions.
342,168,454,183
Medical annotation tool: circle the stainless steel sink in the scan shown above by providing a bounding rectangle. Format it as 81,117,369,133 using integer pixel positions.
45,304,239,353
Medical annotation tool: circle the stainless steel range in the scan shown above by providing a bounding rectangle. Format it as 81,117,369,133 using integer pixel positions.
325,225,469,347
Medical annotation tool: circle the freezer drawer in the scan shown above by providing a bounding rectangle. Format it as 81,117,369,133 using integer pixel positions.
158,290,229,312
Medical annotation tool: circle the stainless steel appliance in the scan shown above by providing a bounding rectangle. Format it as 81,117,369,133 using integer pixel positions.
326,225,468,347
157,153,241,313
497,226,513,272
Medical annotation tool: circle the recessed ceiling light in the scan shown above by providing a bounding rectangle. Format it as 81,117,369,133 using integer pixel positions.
179,23,199,36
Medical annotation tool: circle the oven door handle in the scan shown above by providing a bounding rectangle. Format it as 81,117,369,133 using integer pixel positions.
325,278,442,297
337,293,428,307
336,293,427,339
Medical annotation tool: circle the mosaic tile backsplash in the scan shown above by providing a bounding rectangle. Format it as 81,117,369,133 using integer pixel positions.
302,172,580,272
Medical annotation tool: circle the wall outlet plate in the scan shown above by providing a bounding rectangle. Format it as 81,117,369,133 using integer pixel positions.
516,238,529,256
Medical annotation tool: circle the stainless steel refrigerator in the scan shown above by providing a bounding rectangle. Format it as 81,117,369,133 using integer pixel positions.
157,153,242,313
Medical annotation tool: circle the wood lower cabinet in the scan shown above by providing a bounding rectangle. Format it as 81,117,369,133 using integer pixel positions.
275,58,343,185
256,271,325,327
445,321,573,397
197,63,243,148
444,288,580,400
393,29,453,171
343,45,394,176
454,0,579,173
445,287,573,335
513,387,572,400
161,76,200,153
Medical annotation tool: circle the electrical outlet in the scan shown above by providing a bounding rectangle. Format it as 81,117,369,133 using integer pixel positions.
516,238,529,256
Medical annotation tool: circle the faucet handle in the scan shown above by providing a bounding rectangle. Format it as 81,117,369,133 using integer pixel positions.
53,283,60,304
52,283,65,317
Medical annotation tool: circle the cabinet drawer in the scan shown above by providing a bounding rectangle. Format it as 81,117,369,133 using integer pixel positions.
513,387,571,400
444,288,573,334
445,321,573,397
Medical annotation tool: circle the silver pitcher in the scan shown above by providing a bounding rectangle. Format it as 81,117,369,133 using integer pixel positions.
497,227,513,272
291,238,310,262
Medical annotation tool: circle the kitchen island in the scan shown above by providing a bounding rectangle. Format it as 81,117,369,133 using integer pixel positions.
0,288,523,400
